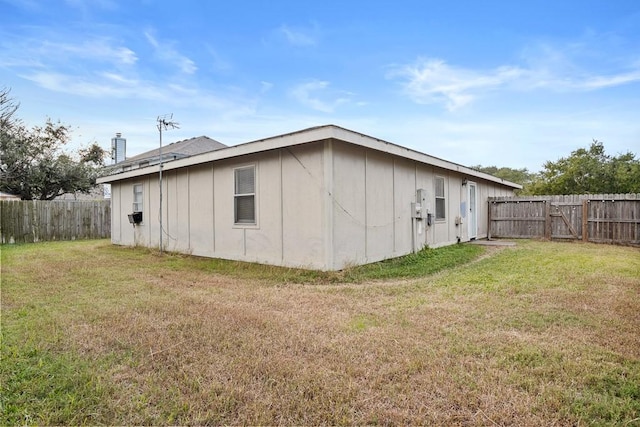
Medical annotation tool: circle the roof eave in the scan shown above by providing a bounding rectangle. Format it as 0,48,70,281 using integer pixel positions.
97,125,522,189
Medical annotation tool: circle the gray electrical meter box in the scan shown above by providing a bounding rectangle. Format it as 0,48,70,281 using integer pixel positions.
412,189,428,219
417,189,427,211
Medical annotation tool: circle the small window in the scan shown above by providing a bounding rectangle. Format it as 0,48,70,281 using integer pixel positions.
133,184,143,213
435,176,445,220
234,166,255,224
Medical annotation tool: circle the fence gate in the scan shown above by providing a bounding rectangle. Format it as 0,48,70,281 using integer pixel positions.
488,194,640,246
548,201,582,240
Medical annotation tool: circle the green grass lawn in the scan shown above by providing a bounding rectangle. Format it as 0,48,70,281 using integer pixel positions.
1,239,639,425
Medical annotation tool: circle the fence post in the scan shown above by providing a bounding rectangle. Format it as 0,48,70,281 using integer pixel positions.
487,200,492,240
544,200,551,240
582,200,589,242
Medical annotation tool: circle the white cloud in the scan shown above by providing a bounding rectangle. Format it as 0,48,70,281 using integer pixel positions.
390,51,640,110
516,41,640,91
49,39,137,65
576,71,640,89
278,24,318,46
260,81,274,94
20,70,227,107
1,0,44,11
21,71,165,100
144,30,197,74
2,35,137,67
389,58,525,110
65,0,117,11
289,80,351,113
204,45,232,72
2,26,254,116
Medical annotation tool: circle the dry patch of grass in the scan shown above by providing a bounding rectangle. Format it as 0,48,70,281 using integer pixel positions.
2,240,639,425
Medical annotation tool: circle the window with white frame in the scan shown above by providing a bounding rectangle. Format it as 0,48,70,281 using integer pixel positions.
435,176,445,220
133,184,143,212
234,165,256,225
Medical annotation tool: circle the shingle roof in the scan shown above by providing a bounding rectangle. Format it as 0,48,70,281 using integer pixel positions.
123,135,227,163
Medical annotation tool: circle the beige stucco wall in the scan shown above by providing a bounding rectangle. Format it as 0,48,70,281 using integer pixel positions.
328,140,515,269
110,143,329,270
331,141,443,269
109,139,516,270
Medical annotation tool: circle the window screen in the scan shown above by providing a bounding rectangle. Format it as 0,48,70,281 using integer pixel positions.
133,184,143,212
234,166,255,224
435,177,445,220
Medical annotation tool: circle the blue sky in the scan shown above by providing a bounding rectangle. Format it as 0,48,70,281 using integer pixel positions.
1,0,639,172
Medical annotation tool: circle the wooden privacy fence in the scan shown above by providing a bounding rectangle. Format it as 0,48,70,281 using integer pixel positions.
488,194,640,246
0,200,111,244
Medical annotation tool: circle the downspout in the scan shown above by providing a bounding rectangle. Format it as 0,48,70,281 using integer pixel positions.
411,216,416,253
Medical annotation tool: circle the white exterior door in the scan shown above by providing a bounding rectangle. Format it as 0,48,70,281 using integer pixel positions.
468,182,477,240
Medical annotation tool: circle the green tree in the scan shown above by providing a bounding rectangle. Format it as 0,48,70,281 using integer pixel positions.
608,152,640,194
0,88,18,129
470,165,535,190
0,89,106,200
528,140,640,195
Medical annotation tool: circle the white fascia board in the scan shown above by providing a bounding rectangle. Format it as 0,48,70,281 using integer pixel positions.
97,127,332,184
329,127,522,189
97,125,522,189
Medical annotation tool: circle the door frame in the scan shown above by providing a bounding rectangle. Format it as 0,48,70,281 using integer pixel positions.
467,181,478,240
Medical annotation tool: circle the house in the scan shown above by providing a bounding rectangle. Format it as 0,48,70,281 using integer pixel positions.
97,125,520,270
101,135,227,200
0,191,21,200
108,135,227,173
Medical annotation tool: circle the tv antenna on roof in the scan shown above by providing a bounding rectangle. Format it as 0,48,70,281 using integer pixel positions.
157,113,179,254
157,113,179,132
